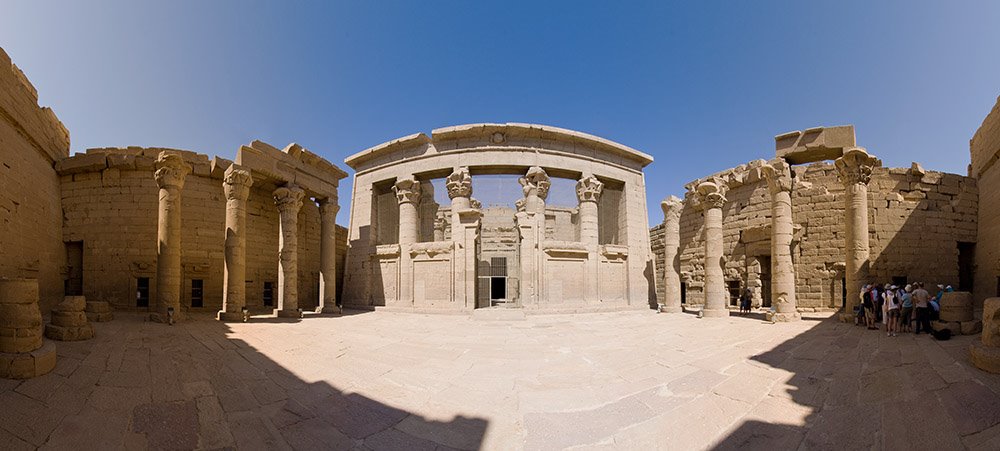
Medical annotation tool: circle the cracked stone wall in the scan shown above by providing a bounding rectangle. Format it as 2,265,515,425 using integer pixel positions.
0,48,70,312
652,160,978,310
972,96,1000,307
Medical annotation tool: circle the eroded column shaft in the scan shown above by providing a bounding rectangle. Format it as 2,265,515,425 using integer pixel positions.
275,184,304,317
220,165,252,321
319,198,339,313
153,152,191,323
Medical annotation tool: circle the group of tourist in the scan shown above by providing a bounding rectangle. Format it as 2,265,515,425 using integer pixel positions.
856,282,952,336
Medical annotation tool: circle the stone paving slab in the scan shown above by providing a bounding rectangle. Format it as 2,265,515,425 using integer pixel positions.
3,310,1000,450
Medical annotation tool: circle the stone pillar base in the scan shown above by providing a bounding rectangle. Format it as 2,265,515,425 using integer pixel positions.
85,301,113,322
217,311,247,322
44,323,94,341
0,341,57,379
701,309,730,318
319,306,342,314
658,305,683,313
766,311,801,322
971,342,1000,373
276,309,302,319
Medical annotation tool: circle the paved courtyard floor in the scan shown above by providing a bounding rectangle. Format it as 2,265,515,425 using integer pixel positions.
4,309,1000,450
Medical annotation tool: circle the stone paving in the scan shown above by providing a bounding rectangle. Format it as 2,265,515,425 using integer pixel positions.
4,309,1000,450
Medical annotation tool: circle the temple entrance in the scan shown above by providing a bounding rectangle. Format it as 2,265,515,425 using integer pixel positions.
959,242,975,292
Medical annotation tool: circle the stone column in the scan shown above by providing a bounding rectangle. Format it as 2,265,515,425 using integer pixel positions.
577,173,603,303
274,184,305,318
219,165,253,321
762,160,800,322
393,177,421,305
660,196,683,313
517,167,551,306
319,197,340,314
0,279,56,379
433,212,447,242
696,180,728,317
153,151,191,323
835,147,877,315
447,167,474,308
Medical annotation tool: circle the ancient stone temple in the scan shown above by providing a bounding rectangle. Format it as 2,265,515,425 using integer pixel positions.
341,124,655,312
651,125,979,315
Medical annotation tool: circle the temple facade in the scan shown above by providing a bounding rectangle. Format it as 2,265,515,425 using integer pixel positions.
340,124,656,312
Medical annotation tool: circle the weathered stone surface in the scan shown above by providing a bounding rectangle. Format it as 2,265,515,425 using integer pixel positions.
44,323,94,341
940,291,975,322
85,301,111,314
775,125,856,164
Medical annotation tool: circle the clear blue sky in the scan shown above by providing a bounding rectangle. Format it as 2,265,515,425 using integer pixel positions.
3,1,998,225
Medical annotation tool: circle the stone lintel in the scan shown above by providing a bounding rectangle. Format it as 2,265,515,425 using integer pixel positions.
237,140,347,198
775,125,856,165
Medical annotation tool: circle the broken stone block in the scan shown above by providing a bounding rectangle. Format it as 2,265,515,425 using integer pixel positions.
775,125,856,164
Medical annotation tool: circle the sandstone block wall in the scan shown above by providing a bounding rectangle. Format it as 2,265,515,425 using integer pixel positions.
651,161,978,310
0,48,70,312
58,148,347,313
972,96,1000,307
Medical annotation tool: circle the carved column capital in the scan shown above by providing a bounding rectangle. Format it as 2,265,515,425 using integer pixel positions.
762,159,793,195
154,152,192,190
393,177,421,205
576,173,604,203
519,166,551,200
695,180,727,210
660,195,683,222
318,197,339,218
223,165,253,201
469,198,482,209
835,147,878,186
273,184,305,214
446,167,473,199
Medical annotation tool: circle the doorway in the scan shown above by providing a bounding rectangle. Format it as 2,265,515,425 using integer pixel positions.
958,242,975,292
758,256,772,308
65,241,83,296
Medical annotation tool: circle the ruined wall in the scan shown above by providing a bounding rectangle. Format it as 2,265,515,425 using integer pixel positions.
0,48,70,312
972,96,1000,306
653,160,977,310
58,148,346,313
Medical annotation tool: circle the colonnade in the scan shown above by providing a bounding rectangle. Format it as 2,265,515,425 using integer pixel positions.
660,148,878,320
150,150,341,323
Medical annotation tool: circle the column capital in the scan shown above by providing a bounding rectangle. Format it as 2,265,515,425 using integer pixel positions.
318,197,339,217
519,166,551,200
273,184,305,214
762,159,794,195
223,165,253,201
835,147,878,186
154,152,192,190
469,198,482,209
576,173,604,203
695,180,727,210
393,177,421,205
660,195,683,223
446,167,472,199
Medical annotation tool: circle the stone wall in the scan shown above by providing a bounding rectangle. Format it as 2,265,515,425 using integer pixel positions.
0,48,70,312
58,147,347,313
972,96,1000,306
651,160,978,310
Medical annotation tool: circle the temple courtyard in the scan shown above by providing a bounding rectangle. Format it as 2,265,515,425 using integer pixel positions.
2,310,1000,450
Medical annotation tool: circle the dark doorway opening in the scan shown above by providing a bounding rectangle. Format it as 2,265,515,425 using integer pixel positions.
727,280,741,307
263,282,274,307
136,277,150,308
681,282,687,304
65,241,83,296
842,277,847,308
490,277,506,300
191,279,204,308
759,256,772,308
958,242,975,292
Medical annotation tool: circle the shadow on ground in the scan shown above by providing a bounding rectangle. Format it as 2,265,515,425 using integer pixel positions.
710,314,1000,450
0,311,488,450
